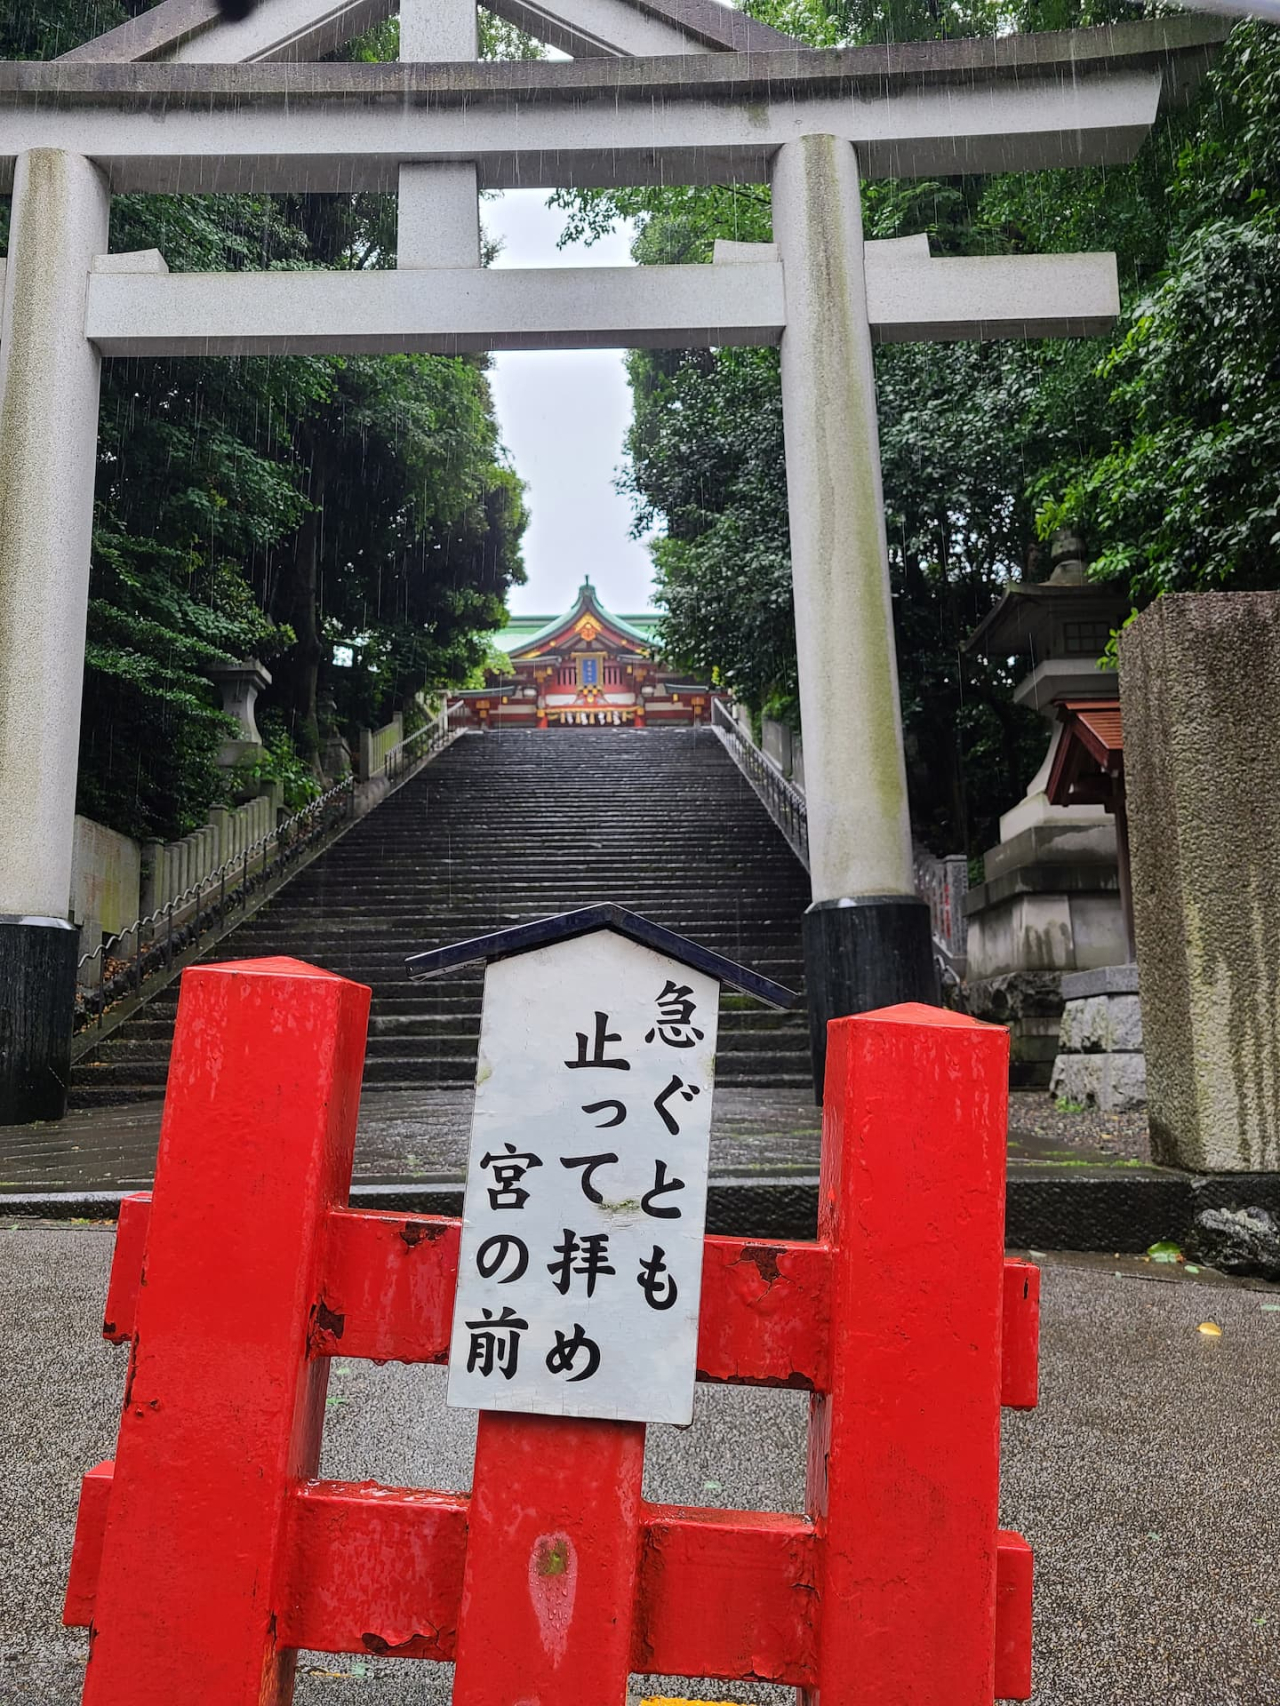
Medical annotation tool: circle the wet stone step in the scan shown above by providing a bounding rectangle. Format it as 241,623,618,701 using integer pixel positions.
71,728,814,1106
94,1005,808,1049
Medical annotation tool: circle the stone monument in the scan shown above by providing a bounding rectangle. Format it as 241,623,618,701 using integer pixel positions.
963,533,1131,1084
1120,592,1280,1172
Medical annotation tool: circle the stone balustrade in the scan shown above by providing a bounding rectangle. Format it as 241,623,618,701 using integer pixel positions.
71,788,281,988
357,713,404,782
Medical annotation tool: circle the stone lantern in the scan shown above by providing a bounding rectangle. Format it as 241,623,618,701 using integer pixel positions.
208,659,272,769
961,535,1131,1085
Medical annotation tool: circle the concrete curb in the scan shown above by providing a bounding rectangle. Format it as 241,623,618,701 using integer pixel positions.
7,1167,1280,1251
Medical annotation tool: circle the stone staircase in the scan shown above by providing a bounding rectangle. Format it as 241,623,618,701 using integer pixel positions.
70,729,813,1107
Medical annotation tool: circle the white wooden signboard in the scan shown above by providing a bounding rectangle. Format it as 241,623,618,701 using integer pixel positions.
447,929,719,1425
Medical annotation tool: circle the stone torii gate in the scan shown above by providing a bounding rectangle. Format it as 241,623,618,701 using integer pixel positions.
0,2,1220,1120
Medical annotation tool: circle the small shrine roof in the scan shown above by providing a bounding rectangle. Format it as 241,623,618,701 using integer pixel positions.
498,580,659,659
1047,698,1124,809
1064,699,1122,760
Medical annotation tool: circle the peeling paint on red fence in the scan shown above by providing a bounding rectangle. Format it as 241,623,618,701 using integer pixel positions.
64,957,1036,1704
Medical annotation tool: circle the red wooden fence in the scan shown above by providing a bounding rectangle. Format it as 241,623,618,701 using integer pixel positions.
64,956,1037,1704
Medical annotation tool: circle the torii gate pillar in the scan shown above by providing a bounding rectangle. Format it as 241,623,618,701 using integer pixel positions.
0,148,109,1123
773,135,937,1095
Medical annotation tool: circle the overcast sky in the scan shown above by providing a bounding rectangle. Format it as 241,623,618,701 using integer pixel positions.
484,190,658,616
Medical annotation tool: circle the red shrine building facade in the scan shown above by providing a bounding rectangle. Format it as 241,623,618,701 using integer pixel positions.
452,579,717,730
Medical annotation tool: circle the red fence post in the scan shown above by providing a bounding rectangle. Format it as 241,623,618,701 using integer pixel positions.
81,958,370,1706
65,980,1030,1702
451,1413,646,1702
808,1002,1010,1705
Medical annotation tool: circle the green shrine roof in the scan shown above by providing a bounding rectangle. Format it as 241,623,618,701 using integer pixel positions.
494,579,660,657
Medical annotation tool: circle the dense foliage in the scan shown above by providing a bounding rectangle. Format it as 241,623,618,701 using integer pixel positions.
3,3,528,839
1032,23,1280,598
556,3,1280,854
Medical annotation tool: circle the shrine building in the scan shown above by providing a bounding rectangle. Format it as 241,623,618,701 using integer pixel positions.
452,579,715,729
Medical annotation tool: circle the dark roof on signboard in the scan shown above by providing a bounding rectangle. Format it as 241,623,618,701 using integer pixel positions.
405,903,800,1009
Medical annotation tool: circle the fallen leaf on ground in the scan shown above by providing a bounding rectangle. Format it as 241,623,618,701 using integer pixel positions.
1198,1321,1223,1337
1147,1241,1184,1264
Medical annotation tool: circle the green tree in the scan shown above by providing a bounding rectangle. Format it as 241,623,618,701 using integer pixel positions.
558,1,1275,854
1034,24,1280,600
2,1,529,840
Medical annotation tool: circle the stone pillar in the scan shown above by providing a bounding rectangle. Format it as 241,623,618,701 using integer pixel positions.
771,135,935,1095
0,150,109,1123
140,836,165,939
257,779,284,825
1121,594,1280,1172
207,806,229,869
397,0,481,270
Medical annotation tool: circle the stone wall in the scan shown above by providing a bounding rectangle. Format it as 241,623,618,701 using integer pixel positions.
69,792,281,989
761,716,792,777
1121,593,1280,1171
965,821,1125,980
358,712,404,782
963,818,1128,1087
70,814,141,957
1050,964,1145,1112
761,716,804,789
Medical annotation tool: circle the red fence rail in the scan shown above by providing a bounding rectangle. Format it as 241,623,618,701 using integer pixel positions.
64,957,1037,1704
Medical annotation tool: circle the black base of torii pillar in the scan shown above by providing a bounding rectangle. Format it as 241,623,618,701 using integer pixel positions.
803,897,938,1102
0,916,80,1125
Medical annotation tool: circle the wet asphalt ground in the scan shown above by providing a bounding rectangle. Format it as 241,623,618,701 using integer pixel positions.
2,1225,1277,1705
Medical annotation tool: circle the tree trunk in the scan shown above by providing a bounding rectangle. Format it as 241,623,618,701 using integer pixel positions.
272,461,325,777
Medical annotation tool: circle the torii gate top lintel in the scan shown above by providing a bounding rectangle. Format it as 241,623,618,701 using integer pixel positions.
0,16,1228,195
40,13,1228,93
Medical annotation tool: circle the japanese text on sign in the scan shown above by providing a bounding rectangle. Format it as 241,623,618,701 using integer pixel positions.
447,932,718,1424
